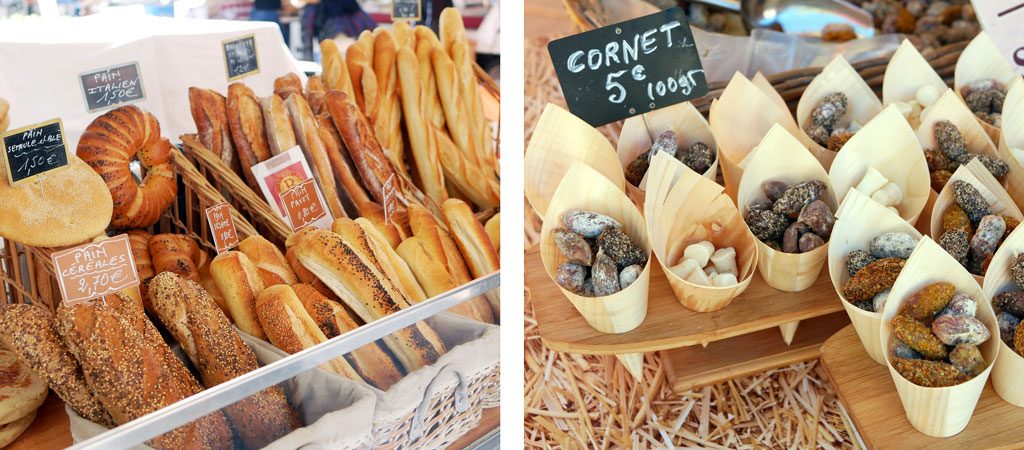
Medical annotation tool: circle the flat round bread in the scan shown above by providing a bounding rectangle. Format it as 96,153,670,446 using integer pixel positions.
0,410,35,448
0,154,112,247
0,350,47,426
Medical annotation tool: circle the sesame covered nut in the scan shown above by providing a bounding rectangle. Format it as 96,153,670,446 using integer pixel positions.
745,209,788,243
994,291,1024,317
901,282,956,322
951,180,991,225
925,149,954,172
892,314,948,360
761,180,789,203
748,198,773,212
1012,253,1024,290
942,204,973,235
597,228,647,268
556,262,587,293
937,293,977,318
962,80,1006,116
680,142,715,174
827,128,854,151
625,151,650,187
869,232,916,259
650,130,679,158
799,233,825,253
970,215,1006,263
931,170,953,192
892,358,966,387
846,250,877,277
842,258,905,302
591,249,620,296
996,311,1020,347
619,265,643,289
949,344,986,377
553,228,593,265
772,180,827,218
939,229,970,264
892,338,923,360
932,315,991,346
961,154,1010,178
935,120,968,162
806,124,830,147
812,92,848,128
782,222,809,253
562,210,621,239
1004,215,1020,235
1015,321,1024,356
873,289,891,313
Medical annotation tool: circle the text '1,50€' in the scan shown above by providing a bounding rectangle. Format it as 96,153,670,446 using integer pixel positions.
547,7,708,126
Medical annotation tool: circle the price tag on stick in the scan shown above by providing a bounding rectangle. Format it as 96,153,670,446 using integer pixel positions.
547,7,708,126
2,118,69,186
205,202,240,253
51,234,140,307
392,0,421,21
79,62,145,112
281,178,328,231
223,34,260,81
972,1,1024,75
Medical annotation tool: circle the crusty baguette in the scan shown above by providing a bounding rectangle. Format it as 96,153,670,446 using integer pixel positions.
396,237,493,323
440,7,494,174
57,300,233,450
317,113,371,215
414,26,446,131
372,28,406,173
306,75,327,115
238,235,298,287
392,20,415,49
346,41,379,119
284,93,348,219
0,304,114,426
485,212,500,254
407,203,473,284
430,48,481,169
432,124,500,209
337,217,426,305
320,39,356,98
397,46,448,204
226,83,272,189
291,229,445,371
149,273,300,448
441,199,500,316
356,201,403,248
307,74,325,93
255,285,363,380
210,251,267,339
274,73,304,100
293,283,404,389
261,94,299,155
189,87,238,173
286,245,336,299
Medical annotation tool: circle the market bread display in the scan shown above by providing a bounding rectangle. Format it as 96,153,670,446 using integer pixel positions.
227,82,272,189
76,105,177,229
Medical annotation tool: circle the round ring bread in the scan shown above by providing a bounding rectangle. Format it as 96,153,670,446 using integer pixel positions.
0,349,47,426
77,105,177,229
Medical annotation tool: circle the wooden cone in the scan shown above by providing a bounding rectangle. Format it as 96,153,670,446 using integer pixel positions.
525,104,625,218
930,159,1024,285
954,31,1021,144
882,39,947,129
880,237,1000,437
540,163,652,334
997,81,1024,211
828,105,931,225
618,102,719,208
738,125,839,292
828,189,923,365
779,321,799,346
616,353,644,381
643,153,758,312
981,224,1024,407
710,73,801,201
796,56,883,170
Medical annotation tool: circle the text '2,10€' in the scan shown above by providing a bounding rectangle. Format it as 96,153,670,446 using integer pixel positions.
547,7,708,126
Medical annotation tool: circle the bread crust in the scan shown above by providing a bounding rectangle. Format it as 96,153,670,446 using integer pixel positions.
210,251,267,339
238,235,298,287
227,83,272,189
261,94,298,155
284,93,348,219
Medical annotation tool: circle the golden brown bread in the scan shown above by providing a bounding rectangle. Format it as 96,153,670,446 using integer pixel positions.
485,212,500,254
274,73,304,100
318,113,372,215
339,218,426,305
392,20,415,49
0,304,113,426
188,87,237,171
210,250,267,339
371,28,406,173
291,228,446,371
358,201,408,248
441,199,500,316
345,40,378,117
57,300,233,450
293,283,404,389
284,93,348,219
430,48,478,167
149,234,201,282
261,94,299,155
396,237,494,323
408,204,473,284
440,7,495,175
397,46,448,204
128,230,154,299
227,82,272,189
255,285,363,380
414,26,447,131
237,235,298,287
148,273,301,448
432,124,500,209
306,76,327,115
320,39,356,99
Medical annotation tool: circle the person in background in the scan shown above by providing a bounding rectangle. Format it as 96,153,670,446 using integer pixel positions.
212,0,253,20
251,0,287,42
299,0,375,59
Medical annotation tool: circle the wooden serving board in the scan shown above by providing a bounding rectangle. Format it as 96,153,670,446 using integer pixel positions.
820,326,1024,449
526,247,845,354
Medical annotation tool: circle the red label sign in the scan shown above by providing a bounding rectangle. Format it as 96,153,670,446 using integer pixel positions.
383,174,397,225
205,202,240,253
282,178,327,230
51,234,139,306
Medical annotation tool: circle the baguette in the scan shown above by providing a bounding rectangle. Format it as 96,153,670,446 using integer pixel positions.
57,301,233,450
291,229,445,371
397,46,448,204
442,198,500,316
320,39,356,98
255,284,363,380
318,113,372,215
338,217,426,305
307,74,325,93
346,41,379,119
274,73,304,100
284,94,348,219
0,304,113,426
293,283,404,389
393,20,415,49
440,7,494,174
238,235,298,287
306,75,326,115
372,28,405,172
414,26,446,130
396,237,493,323
408,203,473,284
485,212,500,254
148,273,300,448
355,201,403,248
226,83,272,189
430,48,480,168
188,87,238,172
432,124,500,209
261,94,299,155
210,250,267,339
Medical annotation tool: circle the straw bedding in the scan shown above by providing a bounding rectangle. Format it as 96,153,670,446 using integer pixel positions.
525,34,857,449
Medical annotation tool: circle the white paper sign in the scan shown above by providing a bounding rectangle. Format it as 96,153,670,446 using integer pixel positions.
251,146,334,230
973,1,1024,75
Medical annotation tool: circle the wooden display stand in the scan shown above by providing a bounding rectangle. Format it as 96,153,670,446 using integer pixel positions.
526,248,850,392
820,326,1024,449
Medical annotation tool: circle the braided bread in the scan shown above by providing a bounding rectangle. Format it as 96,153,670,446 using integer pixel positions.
76,106,177,229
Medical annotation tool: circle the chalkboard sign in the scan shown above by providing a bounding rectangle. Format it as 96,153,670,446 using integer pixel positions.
392,0,421,21
79,62,146,112
547,7,708,126
223,34,260,81
2,118,69,185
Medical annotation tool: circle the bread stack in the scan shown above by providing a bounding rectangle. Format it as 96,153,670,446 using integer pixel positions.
0,348,48,448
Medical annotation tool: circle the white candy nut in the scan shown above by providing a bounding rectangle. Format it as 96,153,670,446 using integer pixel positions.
670,259,702,280
712,272,739,287
710,247,738,276
683,241,715,268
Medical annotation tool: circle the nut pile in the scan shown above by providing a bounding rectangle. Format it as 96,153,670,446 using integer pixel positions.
744,180,834,254
892,85,940,128
924,120,1008,191
854,167,904,213
843,232,916,312
992,253,1024,357
553,210,647,297
624,130,715,187
937,180,1019,276
856,0,979,48
890,282,991,387
961,79,1007,127
805,92,859,151
668,241,739,287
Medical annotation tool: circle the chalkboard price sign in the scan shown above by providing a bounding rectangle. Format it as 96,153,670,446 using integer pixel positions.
2,118,69,186
79,62,146,112
223,34,260,81
392,0,421,21
547,7,708,126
